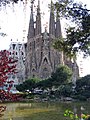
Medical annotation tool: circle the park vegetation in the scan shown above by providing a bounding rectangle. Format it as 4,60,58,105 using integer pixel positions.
16,65,90,101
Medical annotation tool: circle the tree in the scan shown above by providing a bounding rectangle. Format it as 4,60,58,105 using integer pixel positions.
51,64,72,87
36,65,72,90
16,65,72,94
16,77,40,92
75,75,90,99
36,77,53,90
0,50,17,101
53,0,90,57
35,65,72,99
58,83,72,97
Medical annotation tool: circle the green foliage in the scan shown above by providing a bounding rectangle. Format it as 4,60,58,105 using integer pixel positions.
72,95,87,101
53,37,76,59
76,75,90,87
64,109,90,120
36,64,72,90
36,77,52,90
51,64,72,86
64,109,79,120
54,0,73,18
75,75,90,100
16,77,40,92
53,1,90,57
58,84,72,97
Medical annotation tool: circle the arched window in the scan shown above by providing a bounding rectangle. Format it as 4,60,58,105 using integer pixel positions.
32,74,35,78
43,57,48,64
16,52,17,55
22,52,23,55
32,68,35,72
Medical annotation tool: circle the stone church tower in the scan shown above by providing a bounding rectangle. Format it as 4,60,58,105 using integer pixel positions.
25,0,78,80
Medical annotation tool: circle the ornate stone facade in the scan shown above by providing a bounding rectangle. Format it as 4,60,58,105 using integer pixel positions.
25,1,66,79
25,0,79,80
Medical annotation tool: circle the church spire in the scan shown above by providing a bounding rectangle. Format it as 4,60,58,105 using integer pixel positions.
55,14,62,38
49,0,55,36
35,0,41,35
28,1,34,39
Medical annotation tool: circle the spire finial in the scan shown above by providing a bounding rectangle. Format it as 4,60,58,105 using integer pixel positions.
37,0,40,13
45,27,47,32
31,0,34,12
38,0,40,6
35,0,41,35
49,0,55,36
28,0,35,38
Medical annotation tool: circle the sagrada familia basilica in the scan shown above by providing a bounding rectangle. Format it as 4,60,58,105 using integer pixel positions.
7,0,79,91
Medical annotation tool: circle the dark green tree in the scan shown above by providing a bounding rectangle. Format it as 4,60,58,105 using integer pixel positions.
36,65,72,90
75,75,90,100
36,77,53,90
16,77,40,92
58,83,72,97
51,64,72,87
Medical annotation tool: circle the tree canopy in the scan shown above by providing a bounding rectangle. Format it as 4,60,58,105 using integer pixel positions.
51,64,72,86
35,64,72,90
16,77,40,92
53,0,90,57
75,75,90,100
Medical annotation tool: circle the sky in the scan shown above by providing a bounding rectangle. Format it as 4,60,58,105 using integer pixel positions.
0,0,90,77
